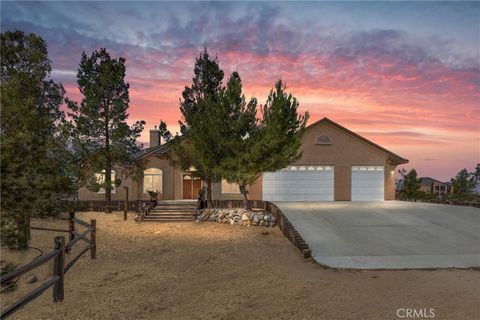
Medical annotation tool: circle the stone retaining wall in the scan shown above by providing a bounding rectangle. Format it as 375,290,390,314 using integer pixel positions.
196,208,277,227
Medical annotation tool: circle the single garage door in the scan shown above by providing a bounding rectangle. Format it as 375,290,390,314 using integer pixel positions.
263,166,334,201
351,166,384,201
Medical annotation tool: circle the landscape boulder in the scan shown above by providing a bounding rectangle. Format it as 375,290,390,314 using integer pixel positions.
196,208,277,228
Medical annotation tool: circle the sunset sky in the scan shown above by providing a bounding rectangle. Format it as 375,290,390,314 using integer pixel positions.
2,1,479,181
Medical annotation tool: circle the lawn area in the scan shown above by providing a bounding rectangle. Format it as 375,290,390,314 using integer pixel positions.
1,212,479,320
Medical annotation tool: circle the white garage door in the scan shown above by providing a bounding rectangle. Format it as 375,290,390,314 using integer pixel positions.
263,166,334,201
351,166,384,201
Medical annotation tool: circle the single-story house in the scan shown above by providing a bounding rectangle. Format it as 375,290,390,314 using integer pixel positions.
419,177,452,197
78,117,408,202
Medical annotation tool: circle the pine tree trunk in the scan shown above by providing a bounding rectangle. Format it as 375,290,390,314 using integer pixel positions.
239,185,251,210
105,167,112,213
206,179,213,206
16,217,29,250
26,218,31,240
105,117,112,213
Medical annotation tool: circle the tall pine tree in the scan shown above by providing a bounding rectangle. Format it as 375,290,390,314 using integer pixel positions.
172,48,225,201
1,30,76,249
67,48,144,210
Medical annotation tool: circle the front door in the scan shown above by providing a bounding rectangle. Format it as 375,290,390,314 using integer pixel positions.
183,174,202,199
192,179,202,199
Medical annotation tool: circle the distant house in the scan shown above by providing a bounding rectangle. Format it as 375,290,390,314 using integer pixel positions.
419,177,451,197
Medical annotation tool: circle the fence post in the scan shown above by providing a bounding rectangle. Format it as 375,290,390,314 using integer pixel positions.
90,219,96,260
68,211,75,243
53,236,65,302
123,187,129,221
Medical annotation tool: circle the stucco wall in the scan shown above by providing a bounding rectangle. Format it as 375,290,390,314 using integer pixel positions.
78,154,181,201
212,175,263,201
78,121,402,202
78,169,132,201
246,121,399,201
298,121,397,200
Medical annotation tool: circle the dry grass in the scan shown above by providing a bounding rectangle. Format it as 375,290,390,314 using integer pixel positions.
1,211,479,320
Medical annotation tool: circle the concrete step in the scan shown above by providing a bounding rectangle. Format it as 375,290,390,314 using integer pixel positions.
155,202,196,206
143,216,194,222
148,213,194,217
155,203,196,206
157,200,196,204
152,207,196,211
151,210,195,214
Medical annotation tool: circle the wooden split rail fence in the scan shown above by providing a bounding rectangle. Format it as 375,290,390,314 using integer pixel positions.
0,212,96,319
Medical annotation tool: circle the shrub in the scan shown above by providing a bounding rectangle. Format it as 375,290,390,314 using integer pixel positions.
0,260,18,292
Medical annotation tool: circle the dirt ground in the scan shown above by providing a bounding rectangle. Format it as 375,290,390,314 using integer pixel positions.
1,212,479,320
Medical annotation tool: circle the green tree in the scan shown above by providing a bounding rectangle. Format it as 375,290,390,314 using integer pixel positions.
450,168,476,200
67,48,144,210
1,30,76,249
167,48,225,201
397,168,422,200
474,164,480,185
218,79,308,209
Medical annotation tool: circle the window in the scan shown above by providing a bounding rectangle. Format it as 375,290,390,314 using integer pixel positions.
221,179,240,194
352,166,383,171
143,168,163,194
315,134,332,145
95,170,116,194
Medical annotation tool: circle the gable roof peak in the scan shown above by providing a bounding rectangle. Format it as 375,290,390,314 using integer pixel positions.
306,117,408,165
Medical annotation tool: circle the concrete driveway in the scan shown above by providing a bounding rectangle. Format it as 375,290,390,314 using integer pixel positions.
276,201,480,269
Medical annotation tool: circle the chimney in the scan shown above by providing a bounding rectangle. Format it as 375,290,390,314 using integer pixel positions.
149,126,161,148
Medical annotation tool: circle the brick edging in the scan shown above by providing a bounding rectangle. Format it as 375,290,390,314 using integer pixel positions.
264,201,312,259
207,199,312,259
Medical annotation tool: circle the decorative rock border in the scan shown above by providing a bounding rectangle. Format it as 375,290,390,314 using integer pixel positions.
196,208,277,227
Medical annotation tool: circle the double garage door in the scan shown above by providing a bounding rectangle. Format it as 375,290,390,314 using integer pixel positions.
262,165,384,201
263,166,334,201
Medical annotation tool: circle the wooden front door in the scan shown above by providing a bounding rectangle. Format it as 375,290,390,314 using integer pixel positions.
192,179,202,199
183,175,202,199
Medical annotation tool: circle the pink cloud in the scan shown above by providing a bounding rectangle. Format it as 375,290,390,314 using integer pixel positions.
59,38,478,182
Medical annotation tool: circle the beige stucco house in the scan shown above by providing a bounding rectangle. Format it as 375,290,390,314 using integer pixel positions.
78,117,408,202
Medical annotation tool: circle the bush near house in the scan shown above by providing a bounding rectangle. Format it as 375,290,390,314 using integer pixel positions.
396,169,423,201
448,167,478,202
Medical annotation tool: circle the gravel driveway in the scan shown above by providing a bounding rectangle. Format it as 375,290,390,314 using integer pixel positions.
276,201,480,269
